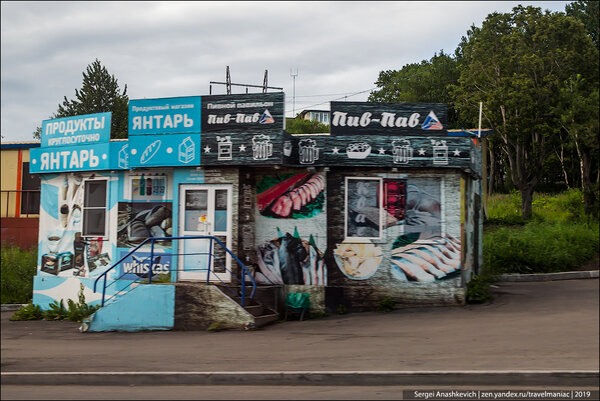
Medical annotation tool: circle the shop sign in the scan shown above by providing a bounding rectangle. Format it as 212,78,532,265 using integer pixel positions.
41,112,112,147
201,92,284,133
330,102,447,136
118,251,172,280
29,142,111,173
128,96,202,135
128,133,201,167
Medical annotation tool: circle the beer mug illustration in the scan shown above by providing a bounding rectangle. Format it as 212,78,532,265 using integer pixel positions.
392,139,414,164
299,139,319,164
252,134,273,160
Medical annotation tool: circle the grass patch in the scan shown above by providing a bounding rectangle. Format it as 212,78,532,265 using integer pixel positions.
484,189,598,275
1,244,37,304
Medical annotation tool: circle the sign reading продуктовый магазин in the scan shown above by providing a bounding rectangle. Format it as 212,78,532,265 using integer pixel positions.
128,96,202,135
330,102,447,136
201,92,284,133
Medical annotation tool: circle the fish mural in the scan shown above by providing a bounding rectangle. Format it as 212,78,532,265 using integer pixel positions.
256,173,325,219
256,231,326,285
390,234,461,282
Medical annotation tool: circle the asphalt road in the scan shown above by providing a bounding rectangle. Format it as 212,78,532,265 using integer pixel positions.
2,279,598,374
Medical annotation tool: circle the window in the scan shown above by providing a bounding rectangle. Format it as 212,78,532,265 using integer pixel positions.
345,177,383,240
127,173,168,201
82,180,107,237
20,162,40,215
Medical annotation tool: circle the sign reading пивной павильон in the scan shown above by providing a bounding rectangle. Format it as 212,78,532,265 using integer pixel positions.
330,102,447,136
41,112,112,147
201,92,284,133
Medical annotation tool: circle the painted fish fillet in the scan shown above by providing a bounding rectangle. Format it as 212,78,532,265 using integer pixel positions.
391,258,436,282
399,252,446,279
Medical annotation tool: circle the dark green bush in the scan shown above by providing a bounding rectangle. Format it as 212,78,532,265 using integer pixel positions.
377,297,395,313
1,245,37,304
466,275,493,303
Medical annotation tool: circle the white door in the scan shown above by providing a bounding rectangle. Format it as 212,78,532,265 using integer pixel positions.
178,184,232,282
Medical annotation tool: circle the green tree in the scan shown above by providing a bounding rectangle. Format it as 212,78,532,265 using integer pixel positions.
451,6,597,218
566,0,599,49
34,59,128,139
285,118,329,134
558,74,599,217
368,50,463,128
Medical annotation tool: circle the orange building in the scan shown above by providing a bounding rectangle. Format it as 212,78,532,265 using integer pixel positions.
1,141,41,249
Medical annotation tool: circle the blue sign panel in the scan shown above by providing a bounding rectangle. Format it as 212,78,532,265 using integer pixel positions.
128,96,202,135
128,133,201,168
41,112,112,147
109,140,130,170
29,143,111,173
118,251,172,280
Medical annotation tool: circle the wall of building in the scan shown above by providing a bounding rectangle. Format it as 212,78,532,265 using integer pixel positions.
248,167,328,286
324,168,465,310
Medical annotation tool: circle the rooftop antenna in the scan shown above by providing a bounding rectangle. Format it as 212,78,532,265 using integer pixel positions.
290,68,298,118
262,70,268,93
210,67,283,95
226,66,231,95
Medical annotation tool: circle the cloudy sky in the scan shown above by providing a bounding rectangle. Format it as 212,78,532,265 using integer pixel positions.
1,1,570,142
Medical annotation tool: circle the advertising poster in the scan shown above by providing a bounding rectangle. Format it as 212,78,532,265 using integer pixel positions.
330,102,447,136
117,202,172,249
201,92,284,133
38,173,113,278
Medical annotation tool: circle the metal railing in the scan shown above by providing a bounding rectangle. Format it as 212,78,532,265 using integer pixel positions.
1,190,40,218
93,235,256,308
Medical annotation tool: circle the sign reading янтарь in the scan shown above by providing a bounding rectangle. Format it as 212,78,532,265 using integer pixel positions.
128,96,202,135
330,102,448,136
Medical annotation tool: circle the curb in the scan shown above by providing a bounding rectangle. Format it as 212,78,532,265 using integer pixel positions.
0,304,26,312
499,270,599,282
1,370,598,386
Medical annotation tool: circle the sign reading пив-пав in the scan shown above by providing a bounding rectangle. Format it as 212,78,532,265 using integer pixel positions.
128,96,202,135
41,112,112,147
201,92,284,133
330,102,447,136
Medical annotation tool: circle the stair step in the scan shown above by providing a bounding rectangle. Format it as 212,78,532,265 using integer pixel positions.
253,313,279,328
244,304,264,317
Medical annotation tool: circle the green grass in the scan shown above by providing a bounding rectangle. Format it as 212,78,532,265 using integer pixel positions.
483,189,599,275
1,245,37,304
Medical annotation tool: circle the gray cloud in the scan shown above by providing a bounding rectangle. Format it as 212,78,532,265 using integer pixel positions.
1,1,569,141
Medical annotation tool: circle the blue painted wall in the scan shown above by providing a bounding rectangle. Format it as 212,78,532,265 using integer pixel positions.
87,284,175,332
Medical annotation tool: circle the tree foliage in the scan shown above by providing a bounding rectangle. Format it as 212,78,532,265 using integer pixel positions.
566,0,599,49
285,117,329,134
451,5,597,218
34,59,128,139
368,50,463,128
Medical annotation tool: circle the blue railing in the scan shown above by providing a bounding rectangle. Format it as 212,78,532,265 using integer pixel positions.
93,235,256,308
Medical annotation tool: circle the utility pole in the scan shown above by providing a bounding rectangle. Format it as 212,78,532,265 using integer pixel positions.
290,68,298,118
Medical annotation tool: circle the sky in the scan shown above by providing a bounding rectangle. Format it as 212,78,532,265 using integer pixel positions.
1,1,571,142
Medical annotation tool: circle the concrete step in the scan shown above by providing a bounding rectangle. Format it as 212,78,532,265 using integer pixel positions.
244,304,264,317
253,313,279,328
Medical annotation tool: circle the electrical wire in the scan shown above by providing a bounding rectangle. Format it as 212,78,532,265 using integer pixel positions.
285,87,377,115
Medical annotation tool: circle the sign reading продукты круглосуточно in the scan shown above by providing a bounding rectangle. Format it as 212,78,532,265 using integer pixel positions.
330,102,448,136
29,112,116,174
